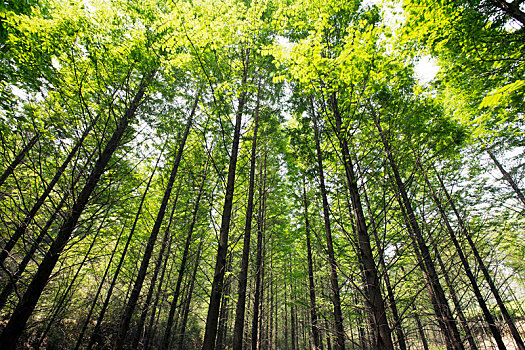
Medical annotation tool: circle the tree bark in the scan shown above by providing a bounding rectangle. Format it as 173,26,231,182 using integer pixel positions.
302,177,322,350
115,93,199,350
372,109,464,350
310,98,346,350
162,155,209,349
437,171,525,350
202,47,250,350
252,155,267,350
232,85,260,350
489,0,525,24
177,237,204,350
0,132,38,189
420,162,504,350
486,147,525,207
0,71,153,350
329,93,393,350
86,135,163,350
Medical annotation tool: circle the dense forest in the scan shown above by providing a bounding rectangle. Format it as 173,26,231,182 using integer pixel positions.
0,0,524,349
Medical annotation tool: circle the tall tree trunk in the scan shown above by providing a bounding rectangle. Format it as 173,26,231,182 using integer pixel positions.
252,156,267,350
432,243,479,350
0,132,39,189
216,254,233,350
302,177,322,350
310,98,346,350
143,232,173,349
162,154,209,349
86,139,163,350
371,109,464,350
232,86,260,350
132,193,178,350
419,162,504,350
0,118,95,267
359,174,407,350
328,94,393,350
0,71,154,350
437,172,525,350
177,237,204,350
115,93,199,350
202,47,250,350
73,224,126,350
37,211,110,348
0,191,68,311
485,147,525,207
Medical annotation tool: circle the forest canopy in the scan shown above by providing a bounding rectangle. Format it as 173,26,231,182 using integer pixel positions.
0,0,524,349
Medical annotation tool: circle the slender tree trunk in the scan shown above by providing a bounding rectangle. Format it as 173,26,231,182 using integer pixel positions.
202,48,250,350
216,254,233,350
0,132,39,189
372,110,464,350
413,303,430,350
0,192,68,311
419,162,503,349
0,71,154,350
132,197,177,350
252,157,266,350
328,94,393,350
86,140,163,350
143,233,173,349
433,243,479,350
360,180,407,350
37,211,110,348
162,155,209,349
311,99,346,350
302,177,322,350
0,119,95,267
232,86,260,350
115,93,199,350
486,147,525,207
73,224,126,350
177,238,204,350
437,172,525,350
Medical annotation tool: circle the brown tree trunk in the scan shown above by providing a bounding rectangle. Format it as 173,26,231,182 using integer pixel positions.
420,162,503,350
0,132,38,189
302,177,322,350
252,155,267,350
132,196,177,350
233,88,260,350
486,147,525,207
202,47,250,350
86,131,166,350
437,172,525,350
310,98,346,350
177,238,204,350
372,109,464,350
115,93,199,350
162,155,209,349
329,94,393,350
489,0,525,24
73,224,126,350
0,70,154,350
